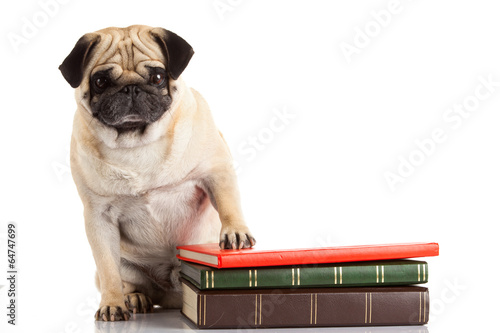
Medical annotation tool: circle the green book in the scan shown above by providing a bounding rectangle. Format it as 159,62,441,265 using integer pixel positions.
180,259,428,290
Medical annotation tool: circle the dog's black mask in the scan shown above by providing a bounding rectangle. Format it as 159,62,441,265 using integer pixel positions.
89,67,171,132
59,28,195,133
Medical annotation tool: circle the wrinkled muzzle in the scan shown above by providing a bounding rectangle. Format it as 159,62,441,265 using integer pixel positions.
93,84,171,129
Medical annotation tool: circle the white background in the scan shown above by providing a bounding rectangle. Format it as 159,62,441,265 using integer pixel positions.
1,0,499,332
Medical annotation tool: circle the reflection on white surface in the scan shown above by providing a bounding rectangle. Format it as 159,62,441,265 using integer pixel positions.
93,309,430,333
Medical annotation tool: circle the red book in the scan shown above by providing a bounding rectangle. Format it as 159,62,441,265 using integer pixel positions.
176,242,439,268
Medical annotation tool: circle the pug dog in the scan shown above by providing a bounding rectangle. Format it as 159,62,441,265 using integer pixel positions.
59,25,256,321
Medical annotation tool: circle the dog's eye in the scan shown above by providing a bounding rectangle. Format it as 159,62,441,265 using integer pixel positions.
95,77,108,89
150,73,165,86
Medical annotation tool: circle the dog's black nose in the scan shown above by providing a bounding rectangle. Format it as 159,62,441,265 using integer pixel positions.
121,85,141,96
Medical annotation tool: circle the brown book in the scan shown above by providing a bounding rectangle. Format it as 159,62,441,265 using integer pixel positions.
181,278,429,329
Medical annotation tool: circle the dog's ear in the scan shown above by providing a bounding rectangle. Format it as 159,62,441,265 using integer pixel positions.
150,28,194,80
59,34,101,88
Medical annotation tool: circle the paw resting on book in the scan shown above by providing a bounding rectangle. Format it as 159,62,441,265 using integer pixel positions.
219,224,256,249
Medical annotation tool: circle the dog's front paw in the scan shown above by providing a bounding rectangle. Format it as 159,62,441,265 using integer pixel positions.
95,304,130,322
125,293,154,314
220,224,256,249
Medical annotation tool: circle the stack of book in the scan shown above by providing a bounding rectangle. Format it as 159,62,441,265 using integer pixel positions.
177,242,439,329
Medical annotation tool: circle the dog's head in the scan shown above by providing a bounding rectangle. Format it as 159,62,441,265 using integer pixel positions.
59,25,194,133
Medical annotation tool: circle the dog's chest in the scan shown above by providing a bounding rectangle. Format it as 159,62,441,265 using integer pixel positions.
115,180,218,258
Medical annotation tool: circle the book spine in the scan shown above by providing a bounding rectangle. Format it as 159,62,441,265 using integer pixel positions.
218,243,439,268
194,287,429,328
195,262,428,289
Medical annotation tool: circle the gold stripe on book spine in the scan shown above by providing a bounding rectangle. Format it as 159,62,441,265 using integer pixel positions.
211,271,214,288
292,268,295,286
423,264,426,281
309,294,318,325
419,292,422,322
365,293,372,324
364,293,372,323
255,270,258,287
418,265,421,282
340,267,343,284
249,270,252,287
382,265,384,283
297,268,301,286
254,295,258,325
206,271,209,289
334,267,337,284
369,293,372,323
376,266,379,283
